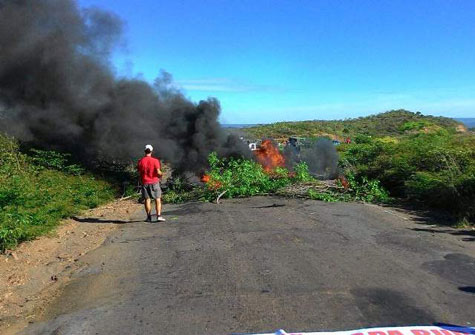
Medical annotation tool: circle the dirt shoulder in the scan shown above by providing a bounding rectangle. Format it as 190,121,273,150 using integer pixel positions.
0,198,142,333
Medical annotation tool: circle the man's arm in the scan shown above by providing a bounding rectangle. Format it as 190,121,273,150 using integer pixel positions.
156,159,163,177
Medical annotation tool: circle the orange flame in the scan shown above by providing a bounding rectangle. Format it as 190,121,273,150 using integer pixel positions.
338,175,349,189
201,174,222,189
254,140,285,173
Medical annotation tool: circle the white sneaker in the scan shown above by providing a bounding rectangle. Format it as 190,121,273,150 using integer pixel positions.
157,215,166,222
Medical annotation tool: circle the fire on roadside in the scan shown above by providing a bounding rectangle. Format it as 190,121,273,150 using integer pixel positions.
253,140,285,173
201,174,222,189
337,175,349,189
200,140,290,188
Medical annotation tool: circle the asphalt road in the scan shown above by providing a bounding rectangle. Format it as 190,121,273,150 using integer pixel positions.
22,197,475,335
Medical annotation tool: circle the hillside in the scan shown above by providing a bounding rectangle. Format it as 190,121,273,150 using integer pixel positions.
243,110,464,140
240,110,474,224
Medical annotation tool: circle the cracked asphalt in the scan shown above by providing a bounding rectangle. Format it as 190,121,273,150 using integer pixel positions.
20,197,475,334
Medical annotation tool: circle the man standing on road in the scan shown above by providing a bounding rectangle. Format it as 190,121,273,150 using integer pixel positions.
137,144,165,222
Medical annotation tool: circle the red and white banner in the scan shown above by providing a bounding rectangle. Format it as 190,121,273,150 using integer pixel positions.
252,326,475,335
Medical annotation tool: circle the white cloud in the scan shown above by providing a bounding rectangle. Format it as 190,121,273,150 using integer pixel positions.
176,78,282,93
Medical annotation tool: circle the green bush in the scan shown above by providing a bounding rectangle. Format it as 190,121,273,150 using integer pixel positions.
201,153,390,204
307,189,340,202
29,149,85,175
399,120,431,132
162,189,202,204
345,172,390,203
339,132,475,222
202,152,292,200
293,162,314,182
305,173,389,204
0,134,115,251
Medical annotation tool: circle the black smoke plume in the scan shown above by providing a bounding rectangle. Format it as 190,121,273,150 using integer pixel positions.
299,139,338,179
284,138,339,179
0,0,249,172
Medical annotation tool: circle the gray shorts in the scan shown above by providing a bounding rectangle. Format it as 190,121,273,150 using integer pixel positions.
142,182,162,199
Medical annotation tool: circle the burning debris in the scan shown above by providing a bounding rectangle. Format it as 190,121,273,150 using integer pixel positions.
0,0,249,173
230,136,340,179
200,173,222,190
254,140,286,173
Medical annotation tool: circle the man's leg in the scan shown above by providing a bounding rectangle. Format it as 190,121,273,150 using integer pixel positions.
154,182,165,222
155,198,161,217
142,185,152,221
145,198,152,219
156,198,165,221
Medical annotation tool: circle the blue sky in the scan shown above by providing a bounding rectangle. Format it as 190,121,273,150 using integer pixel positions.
79,0,475,123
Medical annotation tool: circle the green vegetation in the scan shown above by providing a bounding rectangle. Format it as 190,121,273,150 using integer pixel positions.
241,110,474,224
244,110,462,139
305,172,389,203
29,148,85,175
2,110,472,251
162,176,203,204
202,152,292,200
339,132,475,223
163,153,297,204
163,153,390,205
0,134,115,251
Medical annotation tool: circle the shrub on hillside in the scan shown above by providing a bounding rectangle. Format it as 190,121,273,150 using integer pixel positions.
244,110,461,139
0,134,115,251
29,149,85,175
340,132,475,223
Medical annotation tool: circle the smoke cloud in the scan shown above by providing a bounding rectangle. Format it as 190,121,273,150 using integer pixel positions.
300,139,338,179
0,0,249,172
284,138,339,179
